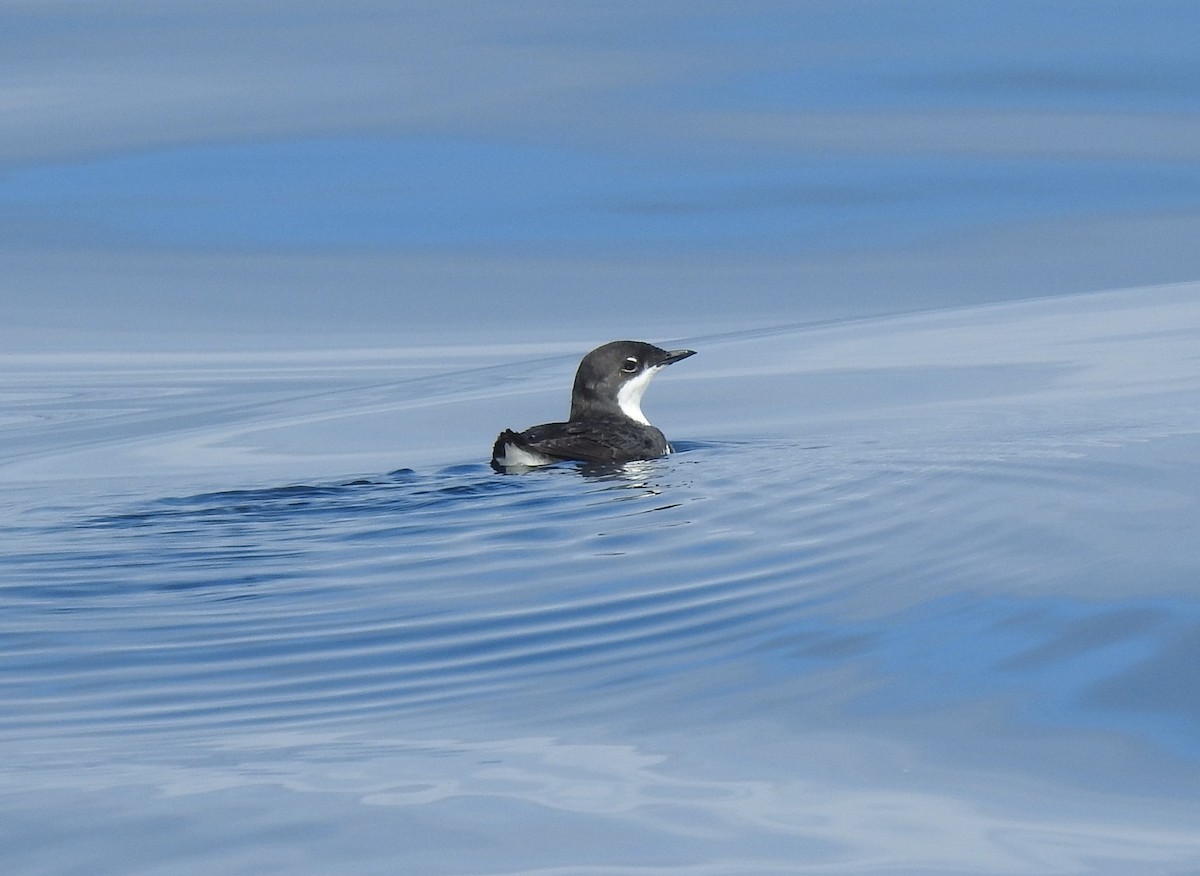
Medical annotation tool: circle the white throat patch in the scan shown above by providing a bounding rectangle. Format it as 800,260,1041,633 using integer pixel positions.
616,366,660,425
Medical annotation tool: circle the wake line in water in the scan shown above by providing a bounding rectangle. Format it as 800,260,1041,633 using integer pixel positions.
81,445,728,530
0,445,839,730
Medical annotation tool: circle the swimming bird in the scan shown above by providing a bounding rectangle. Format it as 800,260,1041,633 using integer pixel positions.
491,340,696,470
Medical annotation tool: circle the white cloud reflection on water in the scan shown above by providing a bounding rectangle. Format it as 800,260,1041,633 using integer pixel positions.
4,728,1200,876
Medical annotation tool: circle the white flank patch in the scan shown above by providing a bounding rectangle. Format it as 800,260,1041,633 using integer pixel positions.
494,441,556,468
615,366,660,425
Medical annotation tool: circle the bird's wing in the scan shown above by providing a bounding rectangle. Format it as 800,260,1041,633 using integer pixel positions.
512,419,667,464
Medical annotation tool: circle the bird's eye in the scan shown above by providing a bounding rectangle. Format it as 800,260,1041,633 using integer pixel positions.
621,356,639,373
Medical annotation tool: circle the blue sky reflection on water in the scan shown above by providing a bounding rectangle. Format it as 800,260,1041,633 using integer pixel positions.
855,594,1200,772
4,140,1200,254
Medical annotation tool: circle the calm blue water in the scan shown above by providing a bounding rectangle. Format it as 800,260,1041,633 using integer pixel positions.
4,286,1200,874
4,2,1200,874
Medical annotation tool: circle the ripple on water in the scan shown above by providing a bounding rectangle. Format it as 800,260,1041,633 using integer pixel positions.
4,422,1197,754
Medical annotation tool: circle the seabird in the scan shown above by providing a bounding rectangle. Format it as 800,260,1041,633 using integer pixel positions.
491,340,695,470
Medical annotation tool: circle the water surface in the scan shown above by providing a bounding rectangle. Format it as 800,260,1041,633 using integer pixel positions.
4,2,1200,873
4,285,1200,874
